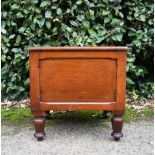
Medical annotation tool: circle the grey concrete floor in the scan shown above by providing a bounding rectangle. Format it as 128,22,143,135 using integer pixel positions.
1,119,154,155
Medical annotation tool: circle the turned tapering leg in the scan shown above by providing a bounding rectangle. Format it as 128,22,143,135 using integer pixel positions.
44,111,51,119
32,111,46,141
111,111,124,141
102,111,111,119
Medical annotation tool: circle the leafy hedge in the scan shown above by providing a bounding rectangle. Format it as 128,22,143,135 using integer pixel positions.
2,0,154,100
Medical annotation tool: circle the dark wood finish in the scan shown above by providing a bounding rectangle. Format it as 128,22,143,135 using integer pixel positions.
40,58,116,102
111,111,124,141
29,46,128,141
32,111,45,141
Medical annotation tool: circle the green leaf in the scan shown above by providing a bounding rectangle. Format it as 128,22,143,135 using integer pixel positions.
127,77,135,85
16,12,24,18
9,34,16,39
24,78,30,87
15,35,21,45
76,1,82,5
1,28,6,34
111,36,117,41
45,10,51,18
1,55,6,62
111,18,120,25
139,15,146,22
76,36,82,44
11,48,18,53
89,10,94,16
116,34,123,42
73,32,77,37
66,27,72,32
40,1,49,7
11,74,17,82
11,4,19,10
70,21,78,27
90,3,95,7
102,10,110,16
77,15,85,21
127,15,132,21
104,17,111,24
38,19,45,27
88,29,96,36
82,21,90,28
32,0,38,3
96,37,105,43
18,87,25,92
18,27,26,33
2,11,7,18
46,21,51,29
57,8,62,15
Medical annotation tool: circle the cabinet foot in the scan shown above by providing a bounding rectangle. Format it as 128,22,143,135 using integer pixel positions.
111,113,123,141
33,113,46,141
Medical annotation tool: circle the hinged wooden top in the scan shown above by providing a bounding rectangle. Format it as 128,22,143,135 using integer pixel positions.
28,46,128,52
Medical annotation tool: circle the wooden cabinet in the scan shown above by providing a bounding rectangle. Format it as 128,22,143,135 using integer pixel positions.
29,46,128,141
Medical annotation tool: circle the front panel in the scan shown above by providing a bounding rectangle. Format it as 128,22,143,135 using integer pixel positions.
39,58,117,102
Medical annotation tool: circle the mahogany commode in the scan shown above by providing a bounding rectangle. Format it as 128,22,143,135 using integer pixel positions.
28,46,128,141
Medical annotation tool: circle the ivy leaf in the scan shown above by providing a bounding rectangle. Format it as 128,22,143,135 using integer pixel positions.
2,11,7,18
46,21,51,29
14,35,21,46
16,12,24,18
1,28,6,34
11,4,19,10
18,27,26,33
111,18,120,25
127,15,132,21
24,78,30,87
45,10,51,18
1,55,6,62
70,21,78,27
82,21,90,28
40,1,49,7
104,17,111,24
116,34,123,42
73,32,77,37
32,0,38,4
76,1,82,5
77,15,85,21
96,37,106,43
57,8,62,15
18,87,25,92
127,77,135,85
102,10,110,16
9,34,16,39
66,27,72,32
139,15,146,22
88,29,96,36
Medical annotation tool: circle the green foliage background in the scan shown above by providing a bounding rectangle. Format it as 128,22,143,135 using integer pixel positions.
2,0,154,100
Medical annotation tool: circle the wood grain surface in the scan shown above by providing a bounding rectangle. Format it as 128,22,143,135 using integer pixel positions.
40,58,116,102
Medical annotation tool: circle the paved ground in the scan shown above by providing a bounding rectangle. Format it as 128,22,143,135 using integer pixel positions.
2,118,154,155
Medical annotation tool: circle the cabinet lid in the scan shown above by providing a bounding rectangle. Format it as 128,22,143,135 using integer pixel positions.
28,46,128,52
